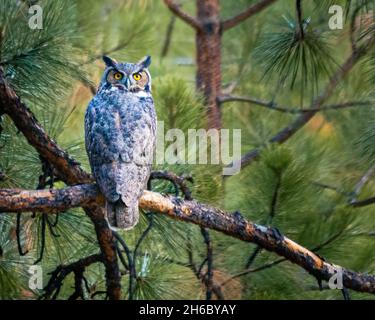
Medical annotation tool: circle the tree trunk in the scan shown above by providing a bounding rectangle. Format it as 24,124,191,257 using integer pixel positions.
196,0,222,129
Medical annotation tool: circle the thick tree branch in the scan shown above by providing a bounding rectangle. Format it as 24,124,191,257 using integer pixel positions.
2,184,375,295
221,0,278,31
0,185,103,213
218,95,374,114
163,0,202,30
0,72,92,185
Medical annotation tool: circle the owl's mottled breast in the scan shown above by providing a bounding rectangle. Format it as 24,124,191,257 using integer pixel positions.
85,88,156,168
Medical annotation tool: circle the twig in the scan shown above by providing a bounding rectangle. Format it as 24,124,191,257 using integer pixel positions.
134,213,154,259
115,241,129,271
163,0,202,30
46,215,60,238
221,0,278,31
349,164,375,202
245,246,262,269
313,182,351,197
41,253,103,300
218,95,374,114
200,227,213,300
350,196,375,207
342,287,351,300
296,0,304,40
68,266,85,300
150,171,193,200
314,173,375,208
16,213,29,256
112,231,135,300
33,214,46,265
245,172,281,268
161,16,176,58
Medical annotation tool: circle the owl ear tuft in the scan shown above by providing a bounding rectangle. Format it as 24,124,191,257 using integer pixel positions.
103,55,118,68
138,56,151,69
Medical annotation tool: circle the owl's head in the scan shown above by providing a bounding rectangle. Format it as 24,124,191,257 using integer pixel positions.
98,55,152,94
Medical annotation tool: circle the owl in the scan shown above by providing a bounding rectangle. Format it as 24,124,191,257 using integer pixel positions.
85,55,156,230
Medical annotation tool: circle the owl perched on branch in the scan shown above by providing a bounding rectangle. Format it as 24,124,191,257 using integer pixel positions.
85,55,156,230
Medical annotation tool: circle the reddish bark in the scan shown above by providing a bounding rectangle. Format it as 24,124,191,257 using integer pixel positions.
196,0,222,129
164,1,280,128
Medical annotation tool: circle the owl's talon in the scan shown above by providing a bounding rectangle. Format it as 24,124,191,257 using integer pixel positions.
233,211,245,222
270,227,284,243
68,158,81,166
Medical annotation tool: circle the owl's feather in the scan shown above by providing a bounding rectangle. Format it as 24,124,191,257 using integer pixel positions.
85,80,156,229
106,200,138,230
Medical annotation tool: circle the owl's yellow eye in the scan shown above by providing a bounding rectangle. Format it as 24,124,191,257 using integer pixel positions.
114,72,123,80
133,73,142,81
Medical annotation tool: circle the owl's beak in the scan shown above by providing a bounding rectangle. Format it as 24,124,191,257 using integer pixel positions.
124,77,131,90
114,77,131,91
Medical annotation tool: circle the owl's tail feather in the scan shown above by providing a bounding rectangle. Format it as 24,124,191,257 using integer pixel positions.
106,200,139,230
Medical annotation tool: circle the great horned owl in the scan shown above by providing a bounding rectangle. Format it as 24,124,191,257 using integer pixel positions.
85,55,156,230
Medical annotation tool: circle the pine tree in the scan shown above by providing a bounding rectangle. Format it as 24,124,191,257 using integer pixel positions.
0,0,375,300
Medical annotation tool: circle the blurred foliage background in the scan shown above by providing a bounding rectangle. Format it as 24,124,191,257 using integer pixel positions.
0,0,375,300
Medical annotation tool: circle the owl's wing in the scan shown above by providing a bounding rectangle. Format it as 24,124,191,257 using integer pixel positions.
85,96,123,203
118,106,156,206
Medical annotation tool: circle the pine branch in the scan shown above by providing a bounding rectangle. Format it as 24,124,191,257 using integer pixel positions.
2,185,375,295
0,71,92,185
150,171,193,200
221,0,278,31
350,196,375,207
226,35,375,171
41,253,103,300
350,164,375,202
163,0,202,30
0,70,120,300
218,95,374,114
314,175,375,208
220,231,344,287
